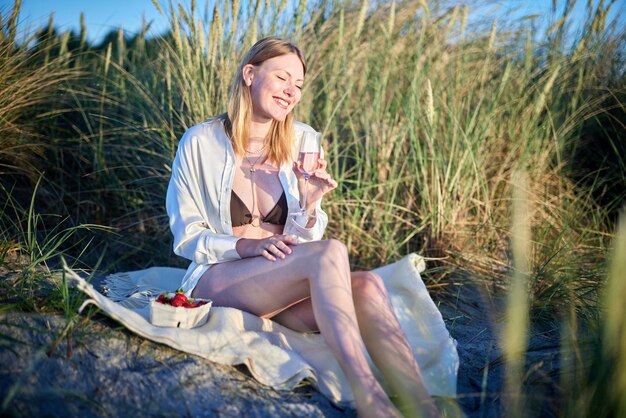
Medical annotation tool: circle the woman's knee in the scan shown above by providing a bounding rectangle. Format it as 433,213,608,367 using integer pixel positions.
319,239,349,260
318,240,351,276
304,238,345,253
330,238,349,256
352,271,387,298
298,239,348,264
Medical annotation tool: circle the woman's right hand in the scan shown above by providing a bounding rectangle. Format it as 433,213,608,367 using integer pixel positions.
236,234,299,261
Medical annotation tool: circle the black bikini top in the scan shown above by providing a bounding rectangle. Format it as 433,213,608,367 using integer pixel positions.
230,191,288,227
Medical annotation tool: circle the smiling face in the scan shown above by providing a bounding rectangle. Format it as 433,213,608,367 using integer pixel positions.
243,53,304,124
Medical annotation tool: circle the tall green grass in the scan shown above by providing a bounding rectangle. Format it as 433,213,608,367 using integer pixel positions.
7,0,621,290
501,174,626,417
0,4,83,182
1,0,625,415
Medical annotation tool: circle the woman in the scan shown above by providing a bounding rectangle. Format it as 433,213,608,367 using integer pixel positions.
166,37,439,418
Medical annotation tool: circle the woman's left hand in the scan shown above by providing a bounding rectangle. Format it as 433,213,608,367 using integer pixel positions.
292,158,337,210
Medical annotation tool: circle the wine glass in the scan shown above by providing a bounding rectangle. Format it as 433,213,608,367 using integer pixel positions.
295,131,321,220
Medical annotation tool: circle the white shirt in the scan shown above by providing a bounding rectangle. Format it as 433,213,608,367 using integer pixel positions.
166,117,328,294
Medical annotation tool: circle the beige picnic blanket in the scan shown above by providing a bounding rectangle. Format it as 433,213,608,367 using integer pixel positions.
68,253,458,406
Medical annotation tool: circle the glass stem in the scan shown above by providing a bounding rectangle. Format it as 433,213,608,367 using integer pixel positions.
302,177,309,216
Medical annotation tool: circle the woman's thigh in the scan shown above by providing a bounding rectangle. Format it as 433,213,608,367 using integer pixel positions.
269,271,384,332
270,297,317,332
191,239,348,318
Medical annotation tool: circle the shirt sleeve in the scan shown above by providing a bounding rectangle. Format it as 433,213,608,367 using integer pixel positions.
166,131,241,265
283,200,328,242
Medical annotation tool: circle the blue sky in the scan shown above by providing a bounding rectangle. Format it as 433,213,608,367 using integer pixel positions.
10,0,625,45
12,0,171,43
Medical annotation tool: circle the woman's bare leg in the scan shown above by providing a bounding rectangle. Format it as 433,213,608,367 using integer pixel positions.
350,272,440,417
192,239,400,418
271,271,440,418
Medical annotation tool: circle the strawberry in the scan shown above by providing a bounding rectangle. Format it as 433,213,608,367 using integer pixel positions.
157,294,168,304
183,300,199,309
171,293,187,307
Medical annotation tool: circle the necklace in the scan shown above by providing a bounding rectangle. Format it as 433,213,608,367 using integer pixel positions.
244,151,266,173
244,141,268,173
246,141,268,155
242,144,268,227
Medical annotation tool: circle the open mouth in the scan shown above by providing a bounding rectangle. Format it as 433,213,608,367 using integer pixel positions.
273,97,290,109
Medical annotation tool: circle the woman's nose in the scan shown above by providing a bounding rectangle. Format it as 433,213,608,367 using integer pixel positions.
284,84,296,96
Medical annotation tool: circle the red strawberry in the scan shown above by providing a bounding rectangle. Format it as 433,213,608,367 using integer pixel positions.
183,300,199,309
157,294,168,304
171,293,187,307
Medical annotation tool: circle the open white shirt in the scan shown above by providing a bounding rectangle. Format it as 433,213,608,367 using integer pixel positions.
166,117,328,294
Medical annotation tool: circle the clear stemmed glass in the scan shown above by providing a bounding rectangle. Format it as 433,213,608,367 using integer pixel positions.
294,131,321,220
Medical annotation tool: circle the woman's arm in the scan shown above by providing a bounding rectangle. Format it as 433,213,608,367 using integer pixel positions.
166,128,241,265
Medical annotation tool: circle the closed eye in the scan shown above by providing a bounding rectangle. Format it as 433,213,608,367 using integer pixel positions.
277,75,286,81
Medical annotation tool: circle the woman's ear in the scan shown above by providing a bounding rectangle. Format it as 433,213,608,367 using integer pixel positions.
242,64,254,86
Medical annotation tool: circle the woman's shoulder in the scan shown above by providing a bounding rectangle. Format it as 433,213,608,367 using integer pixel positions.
293,120,317,134
179,115,228,147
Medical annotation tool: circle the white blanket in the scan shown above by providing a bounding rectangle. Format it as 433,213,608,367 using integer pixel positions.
68,253,458,406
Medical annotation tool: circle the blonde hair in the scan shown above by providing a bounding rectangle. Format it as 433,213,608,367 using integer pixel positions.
224,37,306,165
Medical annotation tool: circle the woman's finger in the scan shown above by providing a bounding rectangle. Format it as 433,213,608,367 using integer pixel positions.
311,173,337,190
312,169,330,180
265,244,286,259
261,249,276,261
292,161,306,176
274,240,293,255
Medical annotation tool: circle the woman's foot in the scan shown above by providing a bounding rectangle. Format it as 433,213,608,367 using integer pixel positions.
355,390,402,418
